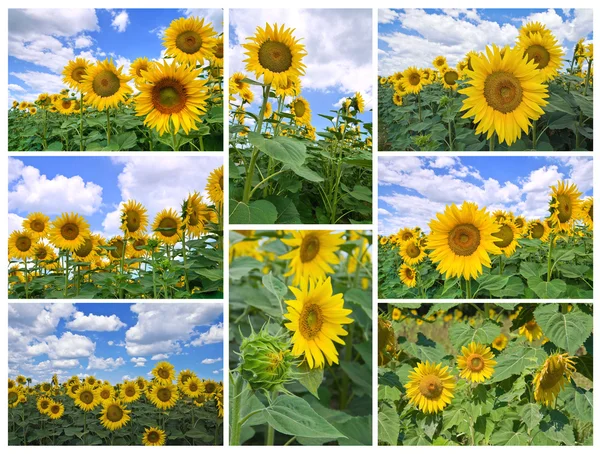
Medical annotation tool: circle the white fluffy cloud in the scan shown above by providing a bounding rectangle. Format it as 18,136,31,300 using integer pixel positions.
74,34,93,48
151,353,169,361
8,158,103,216
230,9,373,109
87,355,125,371
111,10,130,33
125,304,222,356
182,8,223,33
9,303,76,337
191,322,223,347
130,357,147,368
201,357,222,365
46,332,96,360
66,311,126,332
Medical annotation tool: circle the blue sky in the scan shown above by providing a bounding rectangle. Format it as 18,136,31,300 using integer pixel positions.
378,8,593,75
8,156,223,239
378,156,593,235
8,8,223,106
8,303,224,384
229,9,373,133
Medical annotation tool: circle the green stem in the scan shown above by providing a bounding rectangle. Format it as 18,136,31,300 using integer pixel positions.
152,250,158,299
83,411,87,445
265,390,278,445
106,108,111,147
339,324,354,409
182,231,190,295
417,93,422,122
447,120,453,150
547,238,554,283
119,236,126,299
23,258,29,299
532,120,538,150
489,133,495,151
171,130,178,151
76,265,80,296
64,253,69,298
42,109,48,150
229,373,244,446
79,93,84,151
465,278,472,299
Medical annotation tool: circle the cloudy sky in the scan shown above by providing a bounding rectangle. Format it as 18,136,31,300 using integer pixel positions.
378,8,593,75
378,156,593,235
8,8,223,106
230,9,373,132
8,303,224,384
8,156,223,239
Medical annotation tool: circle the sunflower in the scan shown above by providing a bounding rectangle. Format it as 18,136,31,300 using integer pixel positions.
280,230,344,286
380,236,389,246
210,35,224,66
163,16,217,66
129,57,154,84
441,67,460,90
107,236,126,261
40,382,52,394
85,376,98,387
352,92,365,113
37,396,53,414
203,379,219,396
243,23,307,87
392,92,404,106
32,243,53,263
66,382,80,398
517,32,564,82
29,106,37,115
513,215,527,233
580,197,593,230
492,220,521,257
127,235,152,259
533,353,576,407
402,67,424,94
184,192,216,238
73,234,100,261
47,401,65,419
460,44,549,146
142,427,167,446
149,383,179,410
519,319,543,342
428,202,501,280
8,378,16,389
275,74,301,97
405,361,455,414
62,57,90,90
206,165,224,206
19,101,28,110
193,393,209,408
392,307,401,321
22,212,50,240
284,277,353,369
120,200,148,238
433,55,447,70
240,89,254,104
177,369,196,388
519,21,551,39
229,72,251,96
53,96,76,115
73,383,100,411
290,96,312,125
8,230,36,260
152,361,176,384
100,399,131,431
81,59,132,111
98,384,114,401
49,212,91,251
12,100,18,108
456,342,497,383
16,375,27,385
119,381,141,403
182,376,204,398
134,60,209,136
399,264,417,288
400,240,427,266
527,219,550,242
549,181,582,233
492,333,508,351
151,209,182,245
264,101,273,119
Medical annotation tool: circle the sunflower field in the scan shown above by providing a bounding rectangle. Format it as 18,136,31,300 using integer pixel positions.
377,303,593,446
8,166,224,299
9,15,223,151
8,362,223,446
229,23,372,224
228,230,372,445
378,180,593,299
378,21,593,151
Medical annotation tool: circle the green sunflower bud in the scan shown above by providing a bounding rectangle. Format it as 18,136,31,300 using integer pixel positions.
239,327,297,392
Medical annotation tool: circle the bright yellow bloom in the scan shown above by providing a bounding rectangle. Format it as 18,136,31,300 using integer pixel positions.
163,16,218,66
8,230,36,260
492,333,508,351
119,381,141,403
519,319,543,342
405,361,455,414
120,200,148,238
49,212,91,251
99,399,131,431
549,181,582,233
517,31,564,82
152,209,183,245
148,383,179,410
399,263,417,288
142,427,167,446
290,96,312,125
402,67,424,94
62,57,90,90
206,165,224,206
152,361,176,384
400,239,426,265
81,59,132,111
73,383,100,411
492,220,521,257
533,353,576,407
47,401,64,419
457,342,497,383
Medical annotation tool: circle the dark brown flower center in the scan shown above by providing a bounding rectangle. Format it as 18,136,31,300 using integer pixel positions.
152,79,188,114
418,375,443,399
72,67,87,83
448,224,481,256
299,235,320,262
16,236,32,252
106,404,123,422
525,44,551,70
556,194,572,223
93,70,121,97
299,303,323,339
493,224,514,248
406,243,421,258
484,71,523,113
30,220,45,232
176,31,203,54
147,431,160,443
293,99,306,118
467,354,485,372
80,390,94,404
157,387,172,402
61,223,80,241
258,41,293,73
75,238,93,258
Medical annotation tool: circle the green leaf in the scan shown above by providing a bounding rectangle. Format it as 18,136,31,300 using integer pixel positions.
265,196,301,223
230,199,278,224
378,401,399,446
262,272,288,300
347,185,372,202
520,262,543,280
474,274,510,296
285,164,324,182
490,430,529,445
534,304,593,354
448,320,501,350
546,92,576,115
540,410,575,445
527,277,566,299
114,132,137,150
296,362,324,399
490,344,544,383
229,256,262,280
248,132,306,167
262,394,345,439
400,333,448,364
520,403,542,430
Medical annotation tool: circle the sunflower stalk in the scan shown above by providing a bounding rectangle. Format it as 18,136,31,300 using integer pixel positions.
464,278,472,299
547,237,554,283
265,390,278,445
119,236,127,299
532,120,538,150
489,133,495,151
181,230,190,294
106,108,111,147
64,253,69,298
79,93,84,151
339,323,354,410
229,372,244,446
23,258,29,299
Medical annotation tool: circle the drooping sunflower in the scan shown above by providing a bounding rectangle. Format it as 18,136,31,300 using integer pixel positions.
73,383,100,411
98,383,114,402
549,181,582,233
210,35,224,66
280,230,344,286
152,209,183,245
120,200,148,238
182,376,204,398
460,44,549,146
47,401,65,419
229,72,251,96
163,16,217,66
533,353,577,407
49,212,91,251
400,240,427,266
8,230,36,260
152,361,176,384
392,92,404,106
22,212,50,239
399,263,417,288
516,32,564,82
441,67,460,90
184,192,217,238
492,333,508,351
243,23,307,87
580,197,593,230
37,396,53,414
519,319,543,342
284,277,353,369
428,202,501,280
142,427,167,446
72,234,100,262
527,219,551,242
99,399,131,431
81,59,132,111
107,236,126,261
352,92,365,114
456,342,497,383
405,361,455,414
149,383,179,410
290,96,312,125
206,165,224,206
274,74,301,97
135,60,209,136
119,381,141,403
62,57,90,91
54,97,76,115
402,67,424,94
433,55,447,70
129,57,154,84
8,389,21,408
492,220,521,257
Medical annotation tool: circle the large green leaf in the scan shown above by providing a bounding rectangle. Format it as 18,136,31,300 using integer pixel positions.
527,277,566,299
230,199,278,224
534,304,593,354
490,430,529,445
296,363,324,399
490,344,544,383
248,132,306,167
520,403,542,430
229,256,262,280
378,401,399,446
448,320,501,350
